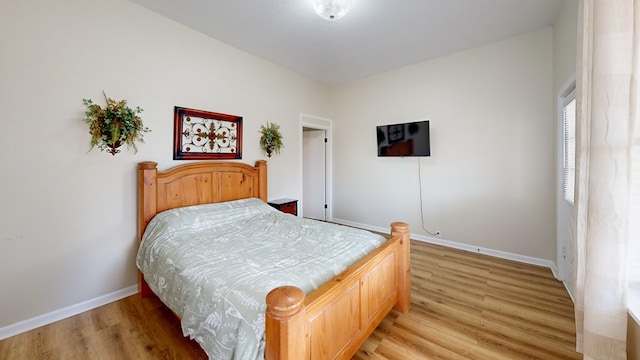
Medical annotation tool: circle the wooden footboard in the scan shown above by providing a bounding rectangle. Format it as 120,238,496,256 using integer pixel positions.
265,222,411,360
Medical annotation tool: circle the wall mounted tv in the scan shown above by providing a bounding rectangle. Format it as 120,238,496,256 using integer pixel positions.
377,120,430,157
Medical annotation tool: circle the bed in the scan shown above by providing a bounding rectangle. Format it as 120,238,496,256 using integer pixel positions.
136,160,411,360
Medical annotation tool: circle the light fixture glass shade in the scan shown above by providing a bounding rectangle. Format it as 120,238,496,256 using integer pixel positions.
313,0,352,21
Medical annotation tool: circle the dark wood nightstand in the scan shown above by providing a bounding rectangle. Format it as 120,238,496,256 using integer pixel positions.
268,198,298,216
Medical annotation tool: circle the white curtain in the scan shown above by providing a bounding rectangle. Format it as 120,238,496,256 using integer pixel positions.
573,0,639,359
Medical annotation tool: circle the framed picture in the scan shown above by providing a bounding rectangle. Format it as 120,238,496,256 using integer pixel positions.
173,107,242,160
387,124,405,143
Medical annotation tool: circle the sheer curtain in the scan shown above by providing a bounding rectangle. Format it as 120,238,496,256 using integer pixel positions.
573,0,638,358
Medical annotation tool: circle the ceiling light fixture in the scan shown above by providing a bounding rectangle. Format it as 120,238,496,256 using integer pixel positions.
313,0,352,21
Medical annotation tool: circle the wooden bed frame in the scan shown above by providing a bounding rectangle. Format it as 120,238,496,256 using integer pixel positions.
137,160,411,360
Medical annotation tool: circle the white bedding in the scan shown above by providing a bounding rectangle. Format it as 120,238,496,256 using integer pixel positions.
136,198,386,360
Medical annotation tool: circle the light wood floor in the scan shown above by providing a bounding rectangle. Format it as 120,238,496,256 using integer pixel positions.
0,240,581,359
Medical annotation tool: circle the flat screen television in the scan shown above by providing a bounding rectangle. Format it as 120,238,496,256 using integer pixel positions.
377,120,430,157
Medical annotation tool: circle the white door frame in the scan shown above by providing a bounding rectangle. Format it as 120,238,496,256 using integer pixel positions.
299,113,332,220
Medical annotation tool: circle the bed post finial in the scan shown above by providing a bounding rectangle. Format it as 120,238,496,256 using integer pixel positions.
138,161,158,170
265,286,305,360
391,222,411,312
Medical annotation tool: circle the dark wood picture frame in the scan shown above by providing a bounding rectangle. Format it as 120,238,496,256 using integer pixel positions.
173,107,243,160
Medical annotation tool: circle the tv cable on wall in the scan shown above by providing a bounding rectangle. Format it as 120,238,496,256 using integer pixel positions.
418,157,440,237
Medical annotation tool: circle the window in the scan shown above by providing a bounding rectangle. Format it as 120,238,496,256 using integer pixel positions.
562,91,576,205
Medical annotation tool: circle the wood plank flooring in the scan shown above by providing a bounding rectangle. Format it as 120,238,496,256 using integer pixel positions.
0,240,581,359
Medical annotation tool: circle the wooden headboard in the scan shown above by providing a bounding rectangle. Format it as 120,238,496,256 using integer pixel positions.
137,160,267,296
137,160,267,240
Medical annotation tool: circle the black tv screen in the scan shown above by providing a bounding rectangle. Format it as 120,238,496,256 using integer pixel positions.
377,120,430,157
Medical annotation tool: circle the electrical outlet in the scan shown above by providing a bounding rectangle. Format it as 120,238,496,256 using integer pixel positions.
435,231,441,238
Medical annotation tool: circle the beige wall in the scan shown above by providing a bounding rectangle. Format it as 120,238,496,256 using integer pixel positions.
0,0,329,329
553,0,578,92
331,28,555,260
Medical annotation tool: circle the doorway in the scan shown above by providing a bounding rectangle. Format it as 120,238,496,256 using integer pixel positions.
300,114,332,221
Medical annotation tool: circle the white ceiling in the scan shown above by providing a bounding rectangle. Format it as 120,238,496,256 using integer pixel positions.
130,0,561,85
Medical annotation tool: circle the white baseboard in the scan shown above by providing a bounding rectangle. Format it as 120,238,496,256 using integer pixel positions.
332,218,558,274
0,285,138,340
562,280,576,304
629,288,640,324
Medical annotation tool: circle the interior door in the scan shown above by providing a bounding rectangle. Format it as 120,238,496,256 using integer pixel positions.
303,128,326,220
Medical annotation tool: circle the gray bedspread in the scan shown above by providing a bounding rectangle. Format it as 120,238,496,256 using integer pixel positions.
136,197,386,360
